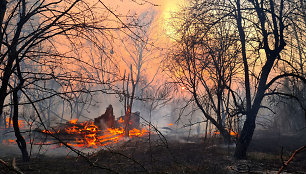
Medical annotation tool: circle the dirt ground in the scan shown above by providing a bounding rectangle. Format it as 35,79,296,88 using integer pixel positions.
0,134,305,174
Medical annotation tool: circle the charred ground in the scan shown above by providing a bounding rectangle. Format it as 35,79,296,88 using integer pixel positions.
1,132,305,174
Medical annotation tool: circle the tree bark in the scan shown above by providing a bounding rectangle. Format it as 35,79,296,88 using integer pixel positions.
0,54,14,122
234,112,256,159
13,90,29,162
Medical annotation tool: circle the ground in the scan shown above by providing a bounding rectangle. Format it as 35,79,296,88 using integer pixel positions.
0,134,305,174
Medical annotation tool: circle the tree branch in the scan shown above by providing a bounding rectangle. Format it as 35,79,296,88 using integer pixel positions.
277,145,306,174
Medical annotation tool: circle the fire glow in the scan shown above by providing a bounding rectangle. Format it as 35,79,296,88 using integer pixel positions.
5,117,25,128
213,130,239,137
41,119,150,148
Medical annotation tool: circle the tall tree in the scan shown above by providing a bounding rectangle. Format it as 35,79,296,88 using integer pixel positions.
233,0,305,159
168,0,305,159
166,4,241,143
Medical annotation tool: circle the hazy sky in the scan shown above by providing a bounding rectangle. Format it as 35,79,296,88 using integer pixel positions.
104,0,185,30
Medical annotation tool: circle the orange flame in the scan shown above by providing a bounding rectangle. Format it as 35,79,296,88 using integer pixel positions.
69,119,78,124
118,117,124,124
2,139,16,145
230,131,238,136
5,118,24,128
213,129,238,137
1,118,150,148
40,120,150,148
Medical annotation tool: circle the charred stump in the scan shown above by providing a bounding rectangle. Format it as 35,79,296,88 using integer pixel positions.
94,105,115,130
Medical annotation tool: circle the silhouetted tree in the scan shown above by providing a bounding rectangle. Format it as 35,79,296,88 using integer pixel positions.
166,4,241,143
168,0,305,159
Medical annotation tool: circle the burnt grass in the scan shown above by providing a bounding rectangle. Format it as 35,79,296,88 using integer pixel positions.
0,134,305,174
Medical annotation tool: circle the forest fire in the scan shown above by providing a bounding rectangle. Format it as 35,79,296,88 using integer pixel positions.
41,118,149,148
5,117,25,129
1,118,26,145
1,105,149,148
0,0,305,173
2,139,15,144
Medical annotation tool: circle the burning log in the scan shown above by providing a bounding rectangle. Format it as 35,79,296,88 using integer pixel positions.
31,105,149,148
94,105,115,130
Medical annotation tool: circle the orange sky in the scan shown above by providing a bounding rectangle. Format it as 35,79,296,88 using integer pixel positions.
159,0,185,37
103,0,187,80
42,0,187,89
103,0,186,33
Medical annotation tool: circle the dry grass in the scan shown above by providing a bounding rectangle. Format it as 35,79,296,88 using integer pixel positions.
1,136,305,174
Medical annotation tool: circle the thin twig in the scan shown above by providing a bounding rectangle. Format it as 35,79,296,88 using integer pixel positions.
277,145,306,174
0,159,24,174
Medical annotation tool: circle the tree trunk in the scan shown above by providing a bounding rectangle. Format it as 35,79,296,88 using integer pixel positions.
220,127,232,144
193,93,232,144
13,90,29,162
0,0,7,51
234,113,256,159
124,105,131,137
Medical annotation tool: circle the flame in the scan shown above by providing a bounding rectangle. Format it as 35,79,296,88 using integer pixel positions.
118,117,124,124
1,119,27,146
213,129,238,137
213,131,220,135
1,117,149,148
168,123,174,126
69,119,78,124
129,128,149,137
2,139,16,145
40,120,149,148
230,131,238,136
5,118,24,128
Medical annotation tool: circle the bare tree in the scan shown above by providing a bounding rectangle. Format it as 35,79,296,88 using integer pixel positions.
233,0,305,159
166,4,241,143
167,0,305,159
117,10,160,136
